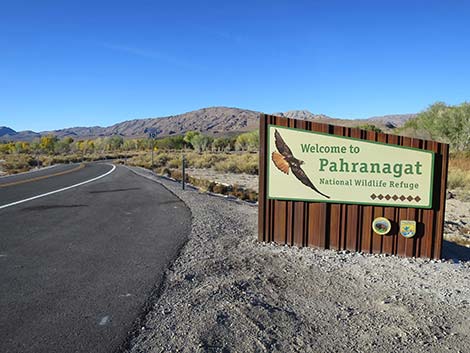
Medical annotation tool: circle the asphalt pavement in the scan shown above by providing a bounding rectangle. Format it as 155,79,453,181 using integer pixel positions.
0,163,191,353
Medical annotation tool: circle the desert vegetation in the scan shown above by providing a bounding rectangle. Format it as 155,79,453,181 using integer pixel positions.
398,102,470,192
2,102,470,199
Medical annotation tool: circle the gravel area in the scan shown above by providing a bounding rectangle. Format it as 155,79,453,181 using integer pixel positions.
125,166,470,353
444,198,470,247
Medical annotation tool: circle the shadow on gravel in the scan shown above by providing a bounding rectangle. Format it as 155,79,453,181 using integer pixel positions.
21,204,88,211
442,240,470,262
89,187,140,194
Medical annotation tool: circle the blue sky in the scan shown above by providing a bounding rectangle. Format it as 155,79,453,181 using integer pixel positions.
1,0,469,131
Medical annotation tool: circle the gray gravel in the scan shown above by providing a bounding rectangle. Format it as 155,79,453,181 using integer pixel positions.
125,166,470,353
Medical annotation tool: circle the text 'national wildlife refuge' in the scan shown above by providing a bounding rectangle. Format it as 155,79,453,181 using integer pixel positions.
267,125,434,208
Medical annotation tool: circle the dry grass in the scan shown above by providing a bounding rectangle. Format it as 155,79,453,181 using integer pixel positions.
0,154,37,174
0,152,137,175
449,153,470,171
127,151,258,175
448,154,470,190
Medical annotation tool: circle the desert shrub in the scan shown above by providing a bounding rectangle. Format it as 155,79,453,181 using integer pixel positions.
154,153,170,168
447,168,470,190
127,153,152,169
447,153,470,190
214,159,239,173
1,155,37,173
213,153,258,174
169,169,183,181
212,183,229,194
450,153,470,171
160,167,171,177
167,156,182,169
186,153,225,168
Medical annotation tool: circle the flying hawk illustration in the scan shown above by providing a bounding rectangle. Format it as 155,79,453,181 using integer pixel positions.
272,129,330,199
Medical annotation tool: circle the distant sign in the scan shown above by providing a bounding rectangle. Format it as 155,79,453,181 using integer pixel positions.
144,128,160,139
267,125,434,208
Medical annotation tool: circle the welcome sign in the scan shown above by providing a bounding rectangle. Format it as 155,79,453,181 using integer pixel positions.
267,125,434,208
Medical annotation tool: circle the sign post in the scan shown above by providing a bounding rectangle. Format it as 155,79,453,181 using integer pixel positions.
258,114,449,259
144,128,158,167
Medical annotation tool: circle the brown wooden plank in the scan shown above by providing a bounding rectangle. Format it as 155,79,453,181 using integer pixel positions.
307,122,328,248
345,128,361,251
396,136,412,256
382,133,399,254
264,115,275,243
371,132,388,253
414,138,426,257
433,143,449,259
404,138,422,257
292,118,308,247
361,130,377,253
329,203,341,250
293,202,304,246
272,116,289,244
286,202,294,245
329,125,345,250
258,114,267,242
420,140,439,258
285,117,297,245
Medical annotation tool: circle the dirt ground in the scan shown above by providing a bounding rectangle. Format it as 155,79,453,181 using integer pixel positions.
186,168,258,191
123,166,470,353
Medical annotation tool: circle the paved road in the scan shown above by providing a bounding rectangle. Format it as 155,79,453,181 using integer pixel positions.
0,163,191,353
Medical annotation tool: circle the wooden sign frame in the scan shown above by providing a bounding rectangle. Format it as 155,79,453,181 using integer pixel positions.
258,114,449,259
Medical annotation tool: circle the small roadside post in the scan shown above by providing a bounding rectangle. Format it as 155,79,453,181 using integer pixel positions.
182,154,186,190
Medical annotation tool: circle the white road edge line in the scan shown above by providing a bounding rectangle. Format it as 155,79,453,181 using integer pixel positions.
0,164,116,210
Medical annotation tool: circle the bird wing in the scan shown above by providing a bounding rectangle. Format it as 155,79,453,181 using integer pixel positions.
271,151,290,174
291,164,330,199
274,130,293,158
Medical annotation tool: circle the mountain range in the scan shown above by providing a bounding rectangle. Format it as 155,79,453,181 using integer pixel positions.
1,107,416,142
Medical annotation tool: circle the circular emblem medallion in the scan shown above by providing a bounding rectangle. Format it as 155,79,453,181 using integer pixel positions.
372,217,392,235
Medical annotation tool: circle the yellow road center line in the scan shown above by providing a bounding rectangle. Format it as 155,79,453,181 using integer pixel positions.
0,164,86,188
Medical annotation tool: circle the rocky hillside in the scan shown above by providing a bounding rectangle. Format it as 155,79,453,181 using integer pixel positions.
0,126,40,142
2,107,415,142
0,126,16,136
275,110,416,129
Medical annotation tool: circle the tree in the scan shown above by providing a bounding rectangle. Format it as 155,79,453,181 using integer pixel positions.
54,140,71,154
355,124,383,133
184,131,200,148
40,135,58,154
403,102,470,151
123,139,138,151
189,134,212,152
106,136,124,151
156,136,185,150
212,137,233,152
235,130,259,151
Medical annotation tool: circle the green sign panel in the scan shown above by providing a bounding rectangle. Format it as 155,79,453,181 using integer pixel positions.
267,125,434,208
